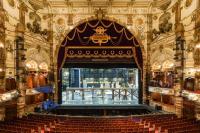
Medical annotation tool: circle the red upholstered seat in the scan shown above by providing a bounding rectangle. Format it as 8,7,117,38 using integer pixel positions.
0,114,199,133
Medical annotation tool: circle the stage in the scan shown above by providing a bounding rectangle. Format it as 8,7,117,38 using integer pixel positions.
53,104,157,116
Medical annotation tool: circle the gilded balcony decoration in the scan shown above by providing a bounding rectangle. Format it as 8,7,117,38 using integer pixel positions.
0,90,19,103
182,90,200,103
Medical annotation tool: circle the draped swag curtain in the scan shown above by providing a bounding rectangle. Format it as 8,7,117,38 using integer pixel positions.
57,19,143,89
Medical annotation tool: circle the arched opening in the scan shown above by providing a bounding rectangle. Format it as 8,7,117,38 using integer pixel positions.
57,19,144,105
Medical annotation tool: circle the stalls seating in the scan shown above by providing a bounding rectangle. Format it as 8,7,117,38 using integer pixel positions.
0,114,199,133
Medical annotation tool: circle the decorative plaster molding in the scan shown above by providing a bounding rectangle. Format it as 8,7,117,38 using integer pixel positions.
149,86,174,95
182,90,200,103
0,90,19,103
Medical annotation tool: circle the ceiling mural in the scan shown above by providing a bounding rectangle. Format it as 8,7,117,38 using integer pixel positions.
26,11,49,40
152,12,172,40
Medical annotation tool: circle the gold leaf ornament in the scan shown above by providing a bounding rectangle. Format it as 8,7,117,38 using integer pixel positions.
7,0,15,7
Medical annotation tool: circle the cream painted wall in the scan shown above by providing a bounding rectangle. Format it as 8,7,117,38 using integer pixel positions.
3,0,19,21
181,0,197,20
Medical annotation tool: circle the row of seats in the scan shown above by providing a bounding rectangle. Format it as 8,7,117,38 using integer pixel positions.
0,114,152,133
0,113,199,133
135,114,200,133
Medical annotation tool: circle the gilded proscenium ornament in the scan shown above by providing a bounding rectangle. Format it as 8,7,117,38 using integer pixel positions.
127,14,133,26
66,48,133,58
86,26,112,46
95,8,106,20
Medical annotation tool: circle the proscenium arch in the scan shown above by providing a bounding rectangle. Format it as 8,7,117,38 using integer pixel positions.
56,18,146,104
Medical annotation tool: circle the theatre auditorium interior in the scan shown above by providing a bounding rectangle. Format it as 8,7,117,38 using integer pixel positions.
2,0,200,133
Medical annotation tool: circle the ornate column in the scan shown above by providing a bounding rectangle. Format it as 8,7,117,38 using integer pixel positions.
0,0,6,90
172,0,185,118
194,1,200,119
16,2,27,118
0,0,6,121
146,14,153,104
47,14,56,101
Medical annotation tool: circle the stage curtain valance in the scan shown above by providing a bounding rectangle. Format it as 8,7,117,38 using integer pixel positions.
57,19,143,73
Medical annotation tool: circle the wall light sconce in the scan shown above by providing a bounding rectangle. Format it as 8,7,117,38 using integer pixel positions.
195,43,200,48
0,42,4,48
0,68,3,72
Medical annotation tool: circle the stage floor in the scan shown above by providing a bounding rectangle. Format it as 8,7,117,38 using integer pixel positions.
54,104,156,116
62,89,139,105
59,104,151,109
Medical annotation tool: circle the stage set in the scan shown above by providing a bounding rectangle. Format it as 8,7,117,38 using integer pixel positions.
55,19,146,114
